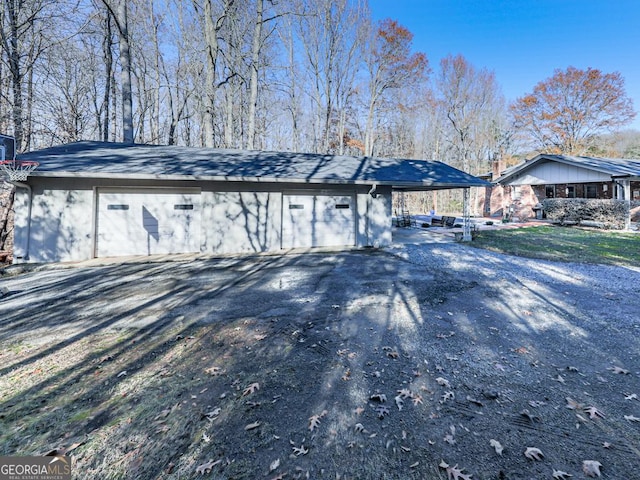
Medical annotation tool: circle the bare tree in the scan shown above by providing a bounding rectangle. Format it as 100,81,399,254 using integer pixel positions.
363,18,428,157
100,0,134,143
0,0,57,151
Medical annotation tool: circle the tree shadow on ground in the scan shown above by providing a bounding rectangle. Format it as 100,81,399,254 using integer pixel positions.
0,245,639,479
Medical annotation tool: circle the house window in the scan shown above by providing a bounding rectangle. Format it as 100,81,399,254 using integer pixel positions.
566,185,576,198
545,185,555,198
513,186,521,199
585,185,597,199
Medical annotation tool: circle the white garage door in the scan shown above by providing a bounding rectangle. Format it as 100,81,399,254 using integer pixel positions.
96,189,201,257
282,193,355,248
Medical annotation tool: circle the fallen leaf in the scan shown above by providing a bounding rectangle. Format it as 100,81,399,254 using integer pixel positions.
291,443,308,456
607,366,629,375
308,410,327,431
205,366,225,376
396,388,412,399
624,393,638,400
524,447,544,461
243,382,260,396
441,391,455,403
117,370,127,378
566,397,583,410
354,423,365,433
520,409,540,423
584,406,605,419
436,377,451,388
582,460,602,477
394,396,404,411
375,405,389,419
489,439,503,455
552,469,573,479
370,393,387,403
438,460,472,480
354,406,364,415
624,415,640,422
412,395,423,406
444,434,456,445
204,408,221,420
269,458,280,472
244,421,261,430
195,459,221,474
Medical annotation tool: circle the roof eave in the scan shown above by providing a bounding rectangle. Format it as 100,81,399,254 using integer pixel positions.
28,171,490,189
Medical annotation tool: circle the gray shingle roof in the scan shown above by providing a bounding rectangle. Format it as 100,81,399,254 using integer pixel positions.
17,141,489,190
496,154,640,183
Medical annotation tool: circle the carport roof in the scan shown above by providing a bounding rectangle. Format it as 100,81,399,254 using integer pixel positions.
17,141,489,191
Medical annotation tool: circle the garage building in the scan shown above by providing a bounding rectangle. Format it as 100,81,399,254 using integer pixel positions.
7,141,488,263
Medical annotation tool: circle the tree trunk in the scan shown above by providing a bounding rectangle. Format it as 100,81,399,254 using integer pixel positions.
6,0,24,151
246,0,263,150
24,56,34,151
202,0,218,147
101,12,113,142
117,0,134,143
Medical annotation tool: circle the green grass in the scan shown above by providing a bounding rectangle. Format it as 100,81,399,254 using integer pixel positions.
470,225,640,267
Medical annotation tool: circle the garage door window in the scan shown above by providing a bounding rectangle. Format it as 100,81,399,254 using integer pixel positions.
174,204,194,210
107,204,129,210
335,204,350,209
289,204,304,209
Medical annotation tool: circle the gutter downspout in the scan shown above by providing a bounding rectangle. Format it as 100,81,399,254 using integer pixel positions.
9,181,32,260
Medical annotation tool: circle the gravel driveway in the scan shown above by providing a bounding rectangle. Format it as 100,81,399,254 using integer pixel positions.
1,229,639,479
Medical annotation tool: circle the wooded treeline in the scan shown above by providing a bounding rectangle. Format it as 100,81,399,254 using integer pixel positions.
1,0,639,180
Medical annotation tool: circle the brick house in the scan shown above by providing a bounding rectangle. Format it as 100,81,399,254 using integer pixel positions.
480,154,640,222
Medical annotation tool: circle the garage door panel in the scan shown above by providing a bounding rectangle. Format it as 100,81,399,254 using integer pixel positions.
282,194,355,248
97,190,201,257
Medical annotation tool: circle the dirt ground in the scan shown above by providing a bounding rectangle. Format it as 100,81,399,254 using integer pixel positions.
1,234,639,479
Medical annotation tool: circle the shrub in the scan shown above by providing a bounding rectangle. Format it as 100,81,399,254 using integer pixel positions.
542,198,629,229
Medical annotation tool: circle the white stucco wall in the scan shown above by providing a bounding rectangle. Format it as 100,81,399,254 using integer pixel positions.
200,190,282,254
13,179,395,264
356,189,392,248
14,185,94,262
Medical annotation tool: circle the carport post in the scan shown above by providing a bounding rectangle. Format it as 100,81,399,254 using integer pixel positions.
462,188,472,241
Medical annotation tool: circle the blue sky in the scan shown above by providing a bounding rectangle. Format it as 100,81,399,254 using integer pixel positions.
368,0,640,129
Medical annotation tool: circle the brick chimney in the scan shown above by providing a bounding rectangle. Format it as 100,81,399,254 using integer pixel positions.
491,159,503,181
